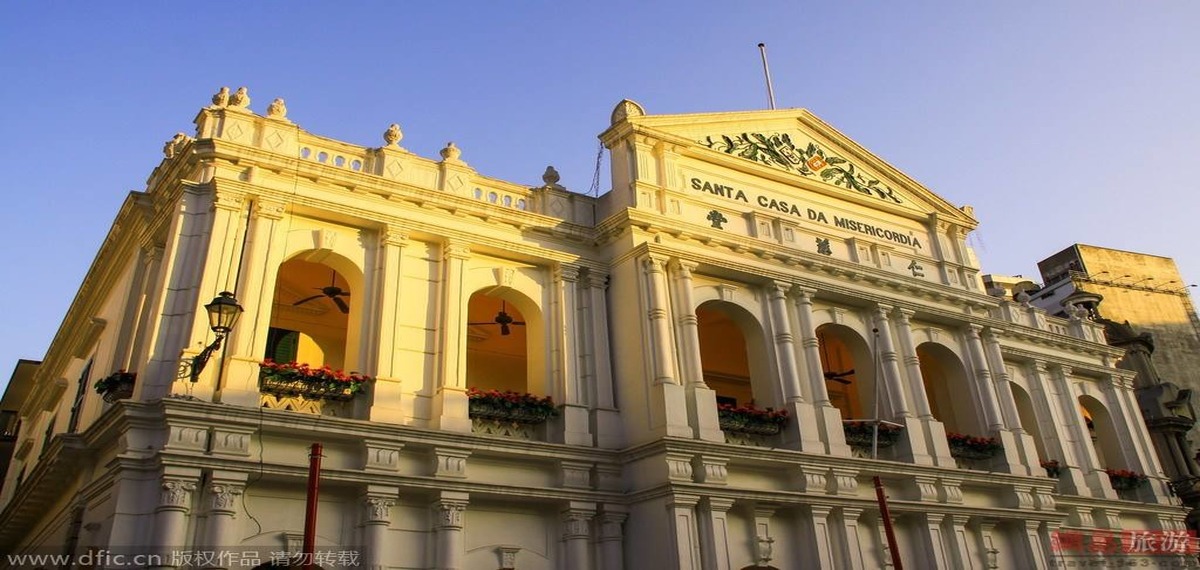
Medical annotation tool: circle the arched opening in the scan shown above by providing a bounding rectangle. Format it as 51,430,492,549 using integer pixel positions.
1079,395,1126,470
266,258,356,371
465,289,545,396
696,301,775,408
917,343,980,435
816,324,875,421
1011,383,1046,460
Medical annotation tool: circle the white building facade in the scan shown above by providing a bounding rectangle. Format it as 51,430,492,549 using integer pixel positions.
0,91,1189,569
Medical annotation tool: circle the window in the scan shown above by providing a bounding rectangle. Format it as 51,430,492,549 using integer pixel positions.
66,358,93,433
265,327,300,363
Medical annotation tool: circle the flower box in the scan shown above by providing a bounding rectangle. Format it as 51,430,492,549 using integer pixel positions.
718,404,789,436
1041,460,1062,478
467,388,558,425
1106,468,1148,491
947,432,1003,460
258,360,369,401
843,421,904,449
94,371,136,403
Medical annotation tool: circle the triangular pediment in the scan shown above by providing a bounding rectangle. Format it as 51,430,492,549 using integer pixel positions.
605,107,976,226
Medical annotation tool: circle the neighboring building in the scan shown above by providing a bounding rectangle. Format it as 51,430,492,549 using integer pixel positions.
0,89,1192,569
1030,244,1200,394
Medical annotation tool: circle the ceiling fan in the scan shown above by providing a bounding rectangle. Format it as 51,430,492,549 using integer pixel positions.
468,301,525,336
819,334,854,385
292,270,350,314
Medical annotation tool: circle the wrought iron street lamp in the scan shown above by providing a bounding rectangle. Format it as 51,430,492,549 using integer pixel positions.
184,291,243,382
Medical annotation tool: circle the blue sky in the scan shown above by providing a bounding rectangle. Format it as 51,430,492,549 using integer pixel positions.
2,2,1198,381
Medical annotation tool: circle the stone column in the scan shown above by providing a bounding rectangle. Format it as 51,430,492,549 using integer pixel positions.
942,514,976,569
1026,362,1088,494
792,288,849,455
872,305,911,419
804,505,837,569
150,476,197,569
128,243,165,377
697,497,734,570
892,309,930,418
981,328,1038,475
1104,374,1171,502
1048,364,1114,498
204,475,246,569
214,198,288,407
583,270,621,448
888,308,940,466
768,283,804,404
751,506,778,569
834,508,866,570
562,505,596,570
642,255,690,438
669,260,722,442
370,228,410,423
914,513,951,569
962,325,1004,431
643,256,679,386
553,264,591,445
597,508,628,570
433,493,469,570
361,489,397,570
433,242,472,433
666,495,702,570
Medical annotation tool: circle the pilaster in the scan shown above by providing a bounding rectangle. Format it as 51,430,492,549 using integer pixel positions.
432,241,472,433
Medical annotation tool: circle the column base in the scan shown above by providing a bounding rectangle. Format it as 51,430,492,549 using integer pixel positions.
558,404,594,446
368,376,410,424
432,387,472,433
781,401,837,454
891,416,937,466
593,407,624,449
686,385,725,443
655,382,696,439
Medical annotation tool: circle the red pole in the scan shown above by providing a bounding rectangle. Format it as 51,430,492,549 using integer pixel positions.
303,443,323,570
874,475,904,570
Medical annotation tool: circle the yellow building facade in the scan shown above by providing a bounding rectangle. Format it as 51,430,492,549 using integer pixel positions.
0,89,1191,569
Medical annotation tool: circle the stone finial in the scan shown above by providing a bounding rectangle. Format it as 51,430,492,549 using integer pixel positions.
440,142,462,162
211,86,230,108
163,132,192,159
229,86,251,109
610,99,646,124
266,98,288,120
383,123,403,147
541,166,565,190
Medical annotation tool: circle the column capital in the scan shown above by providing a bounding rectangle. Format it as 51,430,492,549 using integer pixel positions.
212,190,247,212
792,285,818,301
432,496,469,530
642,254,669,272
159,479,197,510
894,306,916,320
582,269,609,290
381,226,411,247
443,241,471,260
669,259,699,275
554,263,581,282
770,281,794,297
561,508,595,539
208,482,243,513
363,495,396,524
254,199,287,220
874,303,894,319
963,322,985,336
599,506,628,541
703,496,737,512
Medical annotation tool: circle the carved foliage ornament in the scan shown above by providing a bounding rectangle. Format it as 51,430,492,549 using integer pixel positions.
161,480,196,508
364,497,395,523
435,502,466,529
210,484,243,511
701,133,902,204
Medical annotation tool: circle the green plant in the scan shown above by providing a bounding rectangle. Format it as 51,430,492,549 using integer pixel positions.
946,432,1003,460
259,359,370,400
93,370,136,395
467,388,558,424
717,403,789,435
